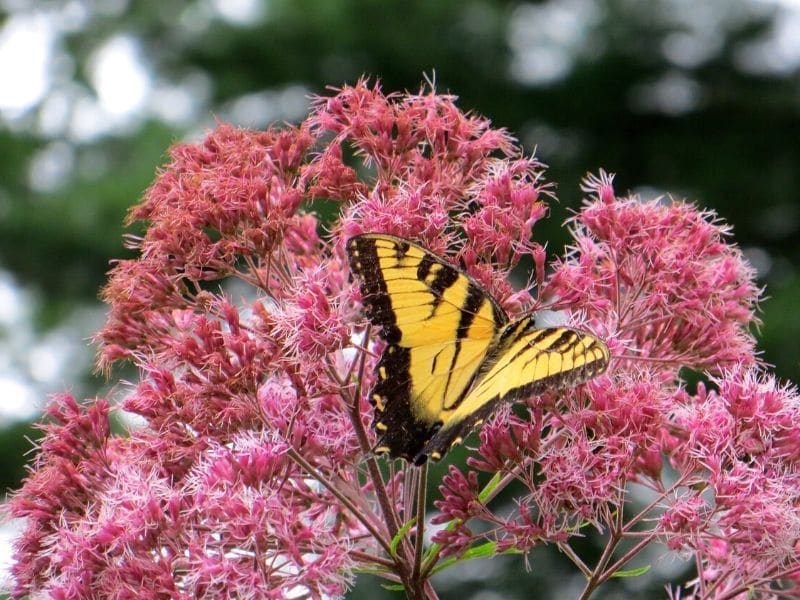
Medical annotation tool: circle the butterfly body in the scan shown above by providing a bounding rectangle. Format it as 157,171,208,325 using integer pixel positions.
347,233,609,464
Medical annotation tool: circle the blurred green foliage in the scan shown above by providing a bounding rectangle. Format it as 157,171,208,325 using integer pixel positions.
1,1,797,597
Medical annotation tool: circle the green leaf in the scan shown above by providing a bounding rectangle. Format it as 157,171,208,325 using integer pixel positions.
381,583,407,591
462,541,503,560
390,517,417,558
610,565,651,578
430,541,521,575
478,471,502,503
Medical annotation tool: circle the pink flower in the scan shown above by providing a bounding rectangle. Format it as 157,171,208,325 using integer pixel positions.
548,171,760,372
10,80,794,599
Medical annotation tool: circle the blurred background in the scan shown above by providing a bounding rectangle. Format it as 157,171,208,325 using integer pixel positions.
0,0,798,597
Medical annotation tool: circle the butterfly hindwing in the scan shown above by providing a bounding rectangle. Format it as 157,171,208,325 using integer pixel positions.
347,234,506,461
347,233,611,464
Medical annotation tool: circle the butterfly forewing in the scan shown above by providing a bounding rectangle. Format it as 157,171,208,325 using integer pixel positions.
466,320,610,407
347,233,506,461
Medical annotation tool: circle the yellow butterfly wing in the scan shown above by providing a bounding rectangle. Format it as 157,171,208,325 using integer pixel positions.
422,319,610,461
347,233,506,462
347,233,611,464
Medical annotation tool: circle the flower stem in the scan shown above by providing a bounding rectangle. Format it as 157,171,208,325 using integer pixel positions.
412,461,428,582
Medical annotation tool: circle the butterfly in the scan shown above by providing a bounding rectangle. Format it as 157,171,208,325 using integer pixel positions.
346,233,610,465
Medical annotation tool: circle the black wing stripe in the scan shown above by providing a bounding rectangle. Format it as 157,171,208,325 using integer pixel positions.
348,236,402,344
437,283,487,403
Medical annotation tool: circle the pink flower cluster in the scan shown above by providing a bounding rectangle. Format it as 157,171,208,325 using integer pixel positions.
9,80,798,599
432,175,797,598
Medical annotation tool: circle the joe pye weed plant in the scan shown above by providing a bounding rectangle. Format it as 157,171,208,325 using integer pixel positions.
9,80,800,599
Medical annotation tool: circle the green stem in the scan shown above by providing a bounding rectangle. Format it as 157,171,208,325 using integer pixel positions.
412,461,428,582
